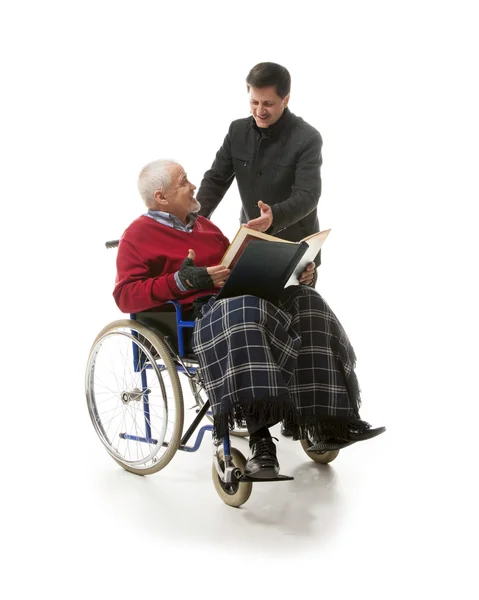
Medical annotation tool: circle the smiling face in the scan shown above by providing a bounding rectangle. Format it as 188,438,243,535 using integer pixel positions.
154,164,199,223
248,85,290,128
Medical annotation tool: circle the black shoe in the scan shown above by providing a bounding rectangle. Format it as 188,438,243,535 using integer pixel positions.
347,421,386,442
307,422,386,453
244,437,280,479
280,421,294,437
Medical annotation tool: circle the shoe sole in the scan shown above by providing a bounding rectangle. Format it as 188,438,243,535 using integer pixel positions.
307,427,386,453
348,426,386,441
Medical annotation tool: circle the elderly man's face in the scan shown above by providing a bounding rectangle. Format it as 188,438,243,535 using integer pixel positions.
249,85,289,128
164,164,199,220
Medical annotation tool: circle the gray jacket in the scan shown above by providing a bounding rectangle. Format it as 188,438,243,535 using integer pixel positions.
197,108,322,248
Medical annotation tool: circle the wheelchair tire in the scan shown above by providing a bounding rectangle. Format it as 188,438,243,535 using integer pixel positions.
188,378,249,438
300,439,340,464
86,320,184,475
212,447,252,507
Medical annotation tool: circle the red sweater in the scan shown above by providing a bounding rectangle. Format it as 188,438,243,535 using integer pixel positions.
113,215,230,313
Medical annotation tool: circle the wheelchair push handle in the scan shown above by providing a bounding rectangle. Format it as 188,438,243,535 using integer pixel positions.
105,239,120,249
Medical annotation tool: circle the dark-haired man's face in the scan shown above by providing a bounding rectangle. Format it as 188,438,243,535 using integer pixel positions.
248,86,289,128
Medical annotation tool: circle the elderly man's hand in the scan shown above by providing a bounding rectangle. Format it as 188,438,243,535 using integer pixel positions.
245,201,273,233
178,249,230,290
299,262,315,286
206,259,230,287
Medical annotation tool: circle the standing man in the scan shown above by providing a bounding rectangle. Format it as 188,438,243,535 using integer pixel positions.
197,62,323,436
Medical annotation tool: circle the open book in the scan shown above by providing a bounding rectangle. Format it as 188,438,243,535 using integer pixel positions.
216,226,331,303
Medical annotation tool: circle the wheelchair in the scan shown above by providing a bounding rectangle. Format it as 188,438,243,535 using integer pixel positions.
85,240,340,507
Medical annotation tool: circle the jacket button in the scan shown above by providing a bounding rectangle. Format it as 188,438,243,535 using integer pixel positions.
257,170,262,176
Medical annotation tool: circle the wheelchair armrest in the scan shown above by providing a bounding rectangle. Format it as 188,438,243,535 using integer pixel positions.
166,300,195,328
133,301,195,358
166,301,195,356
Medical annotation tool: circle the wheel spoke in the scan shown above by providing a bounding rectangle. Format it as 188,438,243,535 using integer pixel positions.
86,321,184,474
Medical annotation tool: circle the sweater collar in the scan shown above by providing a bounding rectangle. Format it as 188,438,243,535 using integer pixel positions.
146,209,198,231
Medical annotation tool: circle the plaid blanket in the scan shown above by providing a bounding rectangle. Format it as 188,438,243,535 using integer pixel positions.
192,286,361,440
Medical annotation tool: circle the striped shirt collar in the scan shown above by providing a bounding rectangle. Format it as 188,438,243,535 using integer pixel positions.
146,209,198,232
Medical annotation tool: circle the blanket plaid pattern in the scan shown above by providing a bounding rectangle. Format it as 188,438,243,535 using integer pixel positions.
192,286,361,440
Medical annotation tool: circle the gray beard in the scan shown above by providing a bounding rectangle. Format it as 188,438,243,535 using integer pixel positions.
191,199,201,213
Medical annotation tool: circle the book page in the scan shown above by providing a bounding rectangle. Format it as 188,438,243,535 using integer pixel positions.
286,229,331,286
301,228,332,243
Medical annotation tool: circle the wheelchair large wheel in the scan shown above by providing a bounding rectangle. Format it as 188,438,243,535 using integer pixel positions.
212,447,252,507
300,439,339,464
188,377,249,438
86,320,184,475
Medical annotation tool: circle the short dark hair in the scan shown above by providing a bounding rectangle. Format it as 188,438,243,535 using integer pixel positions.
246,62,291,99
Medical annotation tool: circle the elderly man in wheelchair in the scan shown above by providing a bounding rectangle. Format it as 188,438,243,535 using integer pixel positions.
85,158,385,507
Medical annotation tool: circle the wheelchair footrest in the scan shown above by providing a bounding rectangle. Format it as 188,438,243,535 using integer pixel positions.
239,474,294,483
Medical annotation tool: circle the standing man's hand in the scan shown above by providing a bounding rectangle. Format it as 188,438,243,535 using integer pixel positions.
246,201,273,233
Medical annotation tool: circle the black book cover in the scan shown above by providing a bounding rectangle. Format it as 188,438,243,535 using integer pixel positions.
216,239,308,304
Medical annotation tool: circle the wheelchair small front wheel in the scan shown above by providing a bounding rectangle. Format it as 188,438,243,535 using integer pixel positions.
300,439,339,464
212,447,252,507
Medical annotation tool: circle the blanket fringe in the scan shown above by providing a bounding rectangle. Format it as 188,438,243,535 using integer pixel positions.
289,417,350,442
212,396,363,442
212,394,294,439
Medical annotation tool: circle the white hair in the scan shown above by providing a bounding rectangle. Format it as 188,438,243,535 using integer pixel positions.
137,159,179,208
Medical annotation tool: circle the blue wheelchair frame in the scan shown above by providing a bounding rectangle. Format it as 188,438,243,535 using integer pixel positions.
96,239,298,507
129,300,233,459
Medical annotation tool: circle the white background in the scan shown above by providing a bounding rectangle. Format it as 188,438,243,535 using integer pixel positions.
1,1,478,598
